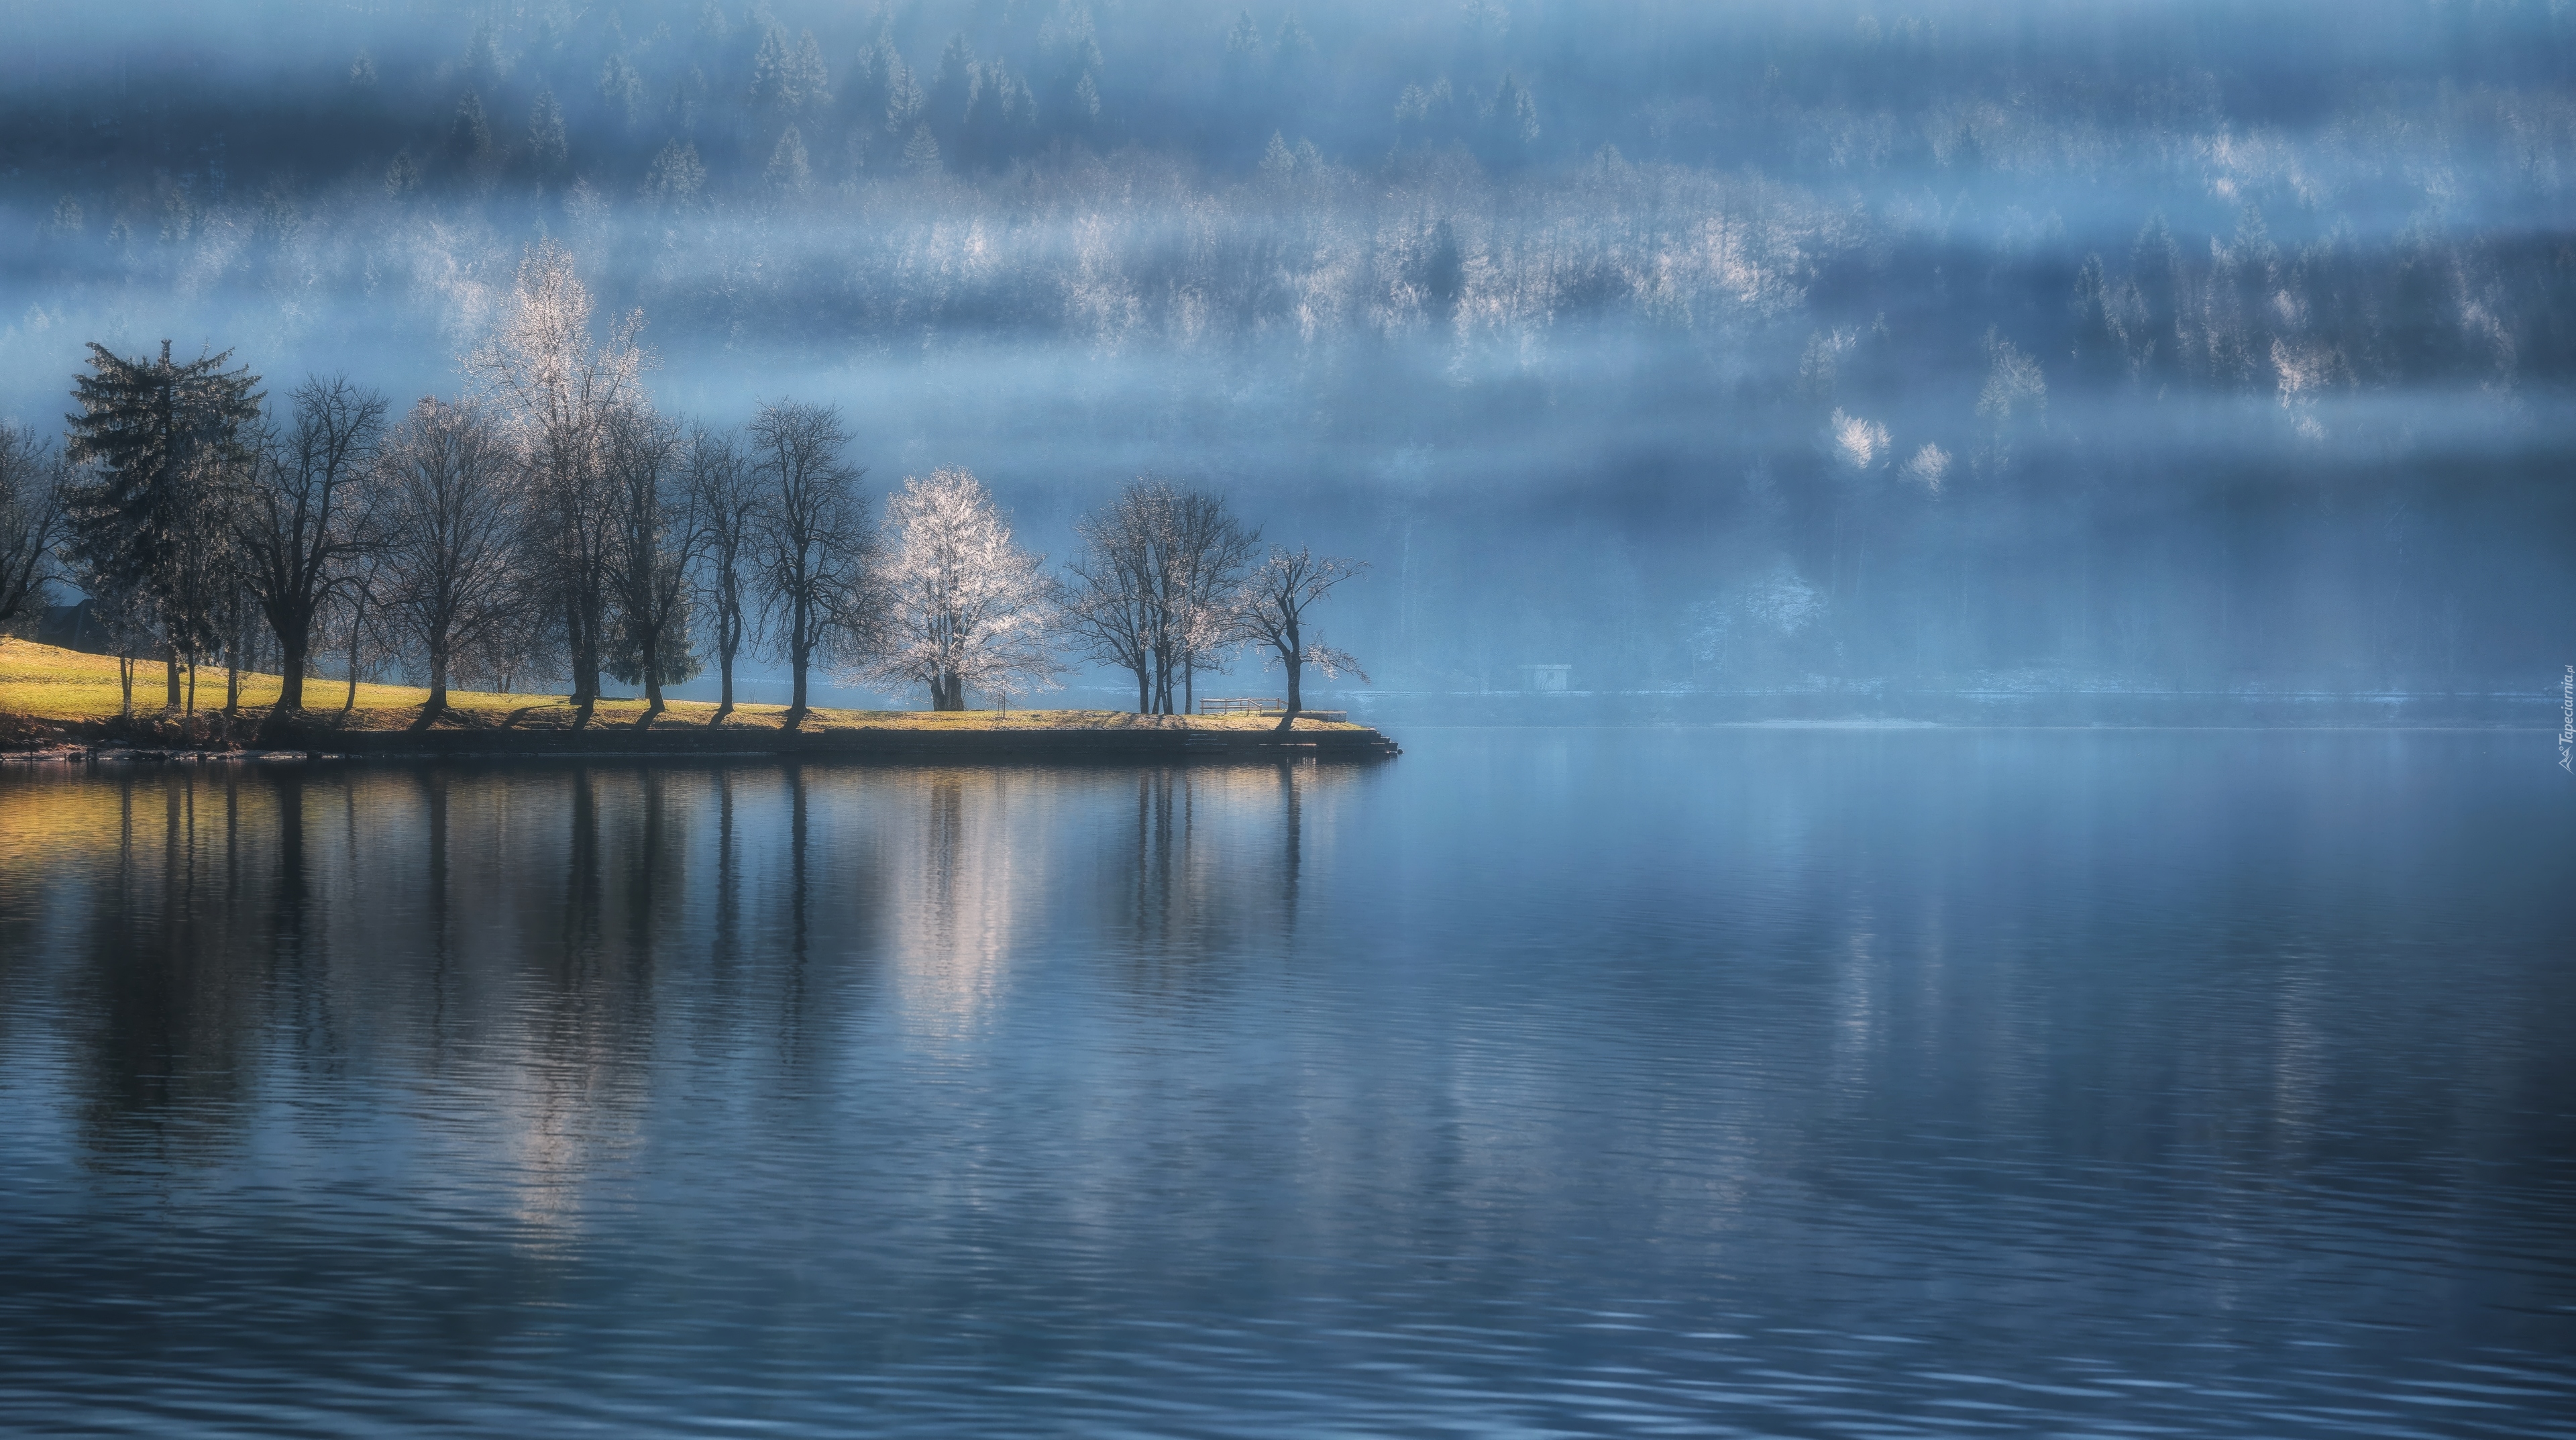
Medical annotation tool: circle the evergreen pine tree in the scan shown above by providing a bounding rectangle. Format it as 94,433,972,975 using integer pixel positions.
1260,130,1297,179
766,126,812,194
449,91,492,167
600,52,646,127
751,23,796,107
642,140,707,209
902,123,942,174
886,60,926,135
930,35,975,149
62,341,264,707
529,90,569,178
462,21,502,93
794,32,832,112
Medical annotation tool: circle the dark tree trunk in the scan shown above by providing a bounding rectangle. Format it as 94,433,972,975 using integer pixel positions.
712,639,735,725
416,639,449,729
640,637,664,727
567,591,598,725
225,617,242,715
1135,664,1150,714
1275,638,1302,732
164,648,182,709
277,638,307,711
782,595,811,727
260,633,311,742
342,617,360,717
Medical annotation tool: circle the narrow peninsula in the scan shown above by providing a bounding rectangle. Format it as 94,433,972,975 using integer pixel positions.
0,639,1399,763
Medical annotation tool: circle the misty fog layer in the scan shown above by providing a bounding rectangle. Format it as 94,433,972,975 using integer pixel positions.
5,1,2571,700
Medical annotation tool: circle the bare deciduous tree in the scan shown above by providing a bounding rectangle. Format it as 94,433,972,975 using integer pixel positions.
747,400,870,725
377,398,522,725
1061,487,1160,713
1061,478,1257,714
866,468,1057,711
1162,486,1260,714
0,425,70,633
235,376,386,724
463,240,649,725
1234,546,1366,730
600,403,700,724
317,554,398,719
686,425,759,723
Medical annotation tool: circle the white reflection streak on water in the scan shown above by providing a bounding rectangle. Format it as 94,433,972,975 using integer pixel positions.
881,770,1034,1035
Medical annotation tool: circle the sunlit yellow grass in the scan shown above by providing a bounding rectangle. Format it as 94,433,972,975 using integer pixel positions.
0,638,1360,733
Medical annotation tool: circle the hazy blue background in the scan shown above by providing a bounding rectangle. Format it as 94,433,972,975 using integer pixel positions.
3,0,2571,707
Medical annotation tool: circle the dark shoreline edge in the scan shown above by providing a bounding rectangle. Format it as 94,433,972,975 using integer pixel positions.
1,723,1403,766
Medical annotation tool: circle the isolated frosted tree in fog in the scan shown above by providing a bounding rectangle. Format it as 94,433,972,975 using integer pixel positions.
1900,444,1950,497
377,398,520,722
747,400,871,725
1232,546,1366,729
466,240,649,724
868,468,1056,711
0,426,69,632
235,376,385,719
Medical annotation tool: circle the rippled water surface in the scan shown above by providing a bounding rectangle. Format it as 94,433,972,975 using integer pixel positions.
2,729,2571,1437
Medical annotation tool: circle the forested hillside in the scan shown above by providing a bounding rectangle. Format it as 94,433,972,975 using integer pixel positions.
3,1,2570,698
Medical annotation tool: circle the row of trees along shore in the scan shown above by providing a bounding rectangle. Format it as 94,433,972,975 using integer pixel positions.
0,242,1365,736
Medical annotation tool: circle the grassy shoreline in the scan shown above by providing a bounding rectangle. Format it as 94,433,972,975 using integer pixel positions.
0,638,1377,752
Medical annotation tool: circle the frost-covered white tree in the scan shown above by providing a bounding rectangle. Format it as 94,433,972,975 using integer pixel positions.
865,468,1057,711
464,240,649,723
1900,443,1950,495
1829,409,1890,472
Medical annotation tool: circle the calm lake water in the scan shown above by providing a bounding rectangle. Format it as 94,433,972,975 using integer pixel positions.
2,729,2571,1437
